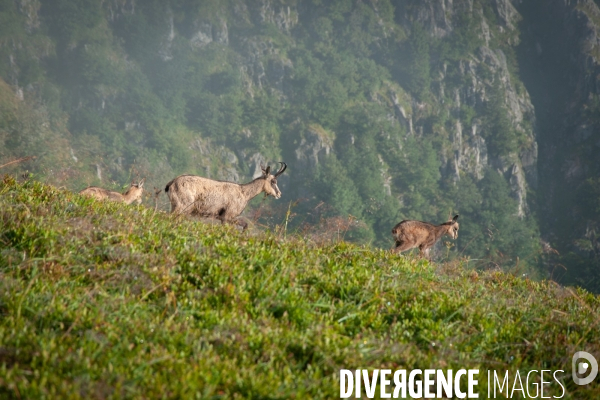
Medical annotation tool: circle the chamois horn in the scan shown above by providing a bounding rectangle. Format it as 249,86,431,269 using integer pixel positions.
273,162,287,177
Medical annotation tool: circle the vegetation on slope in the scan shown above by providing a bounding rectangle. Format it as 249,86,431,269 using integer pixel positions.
0,178,598,398
0,0,544,275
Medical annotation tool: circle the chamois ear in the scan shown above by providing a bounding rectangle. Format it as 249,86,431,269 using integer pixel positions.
264,165,271,175
452,214,459,222
138,178,145,188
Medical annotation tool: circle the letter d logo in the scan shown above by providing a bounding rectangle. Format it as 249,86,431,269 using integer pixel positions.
572,351,598,385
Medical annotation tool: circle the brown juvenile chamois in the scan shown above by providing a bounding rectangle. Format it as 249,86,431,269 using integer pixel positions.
79,179,145,205
164,162,287,230
391,215,459,257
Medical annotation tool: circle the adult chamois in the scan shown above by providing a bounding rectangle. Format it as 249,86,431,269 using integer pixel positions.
391,215,459,257
164,162,287,230
79,179,145,205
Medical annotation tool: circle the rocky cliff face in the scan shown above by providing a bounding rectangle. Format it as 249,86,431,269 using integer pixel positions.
399,0,537,217
2,0,536,196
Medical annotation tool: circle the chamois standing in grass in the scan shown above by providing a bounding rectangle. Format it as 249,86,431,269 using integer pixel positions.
391,215,459,257
79,179,145,205
164,162,287,230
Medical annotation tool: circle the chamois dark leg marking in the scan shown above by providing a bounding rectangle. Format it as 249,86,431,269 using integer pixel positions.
217,207,228,224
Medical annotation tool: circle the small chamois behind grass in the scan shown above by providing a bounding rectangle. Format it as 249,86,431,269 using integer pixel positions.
0,177,599,399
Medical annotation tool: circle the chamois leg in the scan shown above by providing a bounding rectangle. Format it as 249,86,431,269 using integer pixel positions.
215,208,232,227
234,218,248,231
418,245,431,259
392,240,414,254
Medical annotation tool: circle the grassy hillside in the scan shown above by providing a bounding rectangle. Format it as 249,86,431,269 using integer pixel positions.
0,177,599,399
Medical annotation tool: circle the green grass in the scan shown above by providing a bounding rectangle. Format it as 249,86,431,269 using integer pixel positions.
0,176,599,399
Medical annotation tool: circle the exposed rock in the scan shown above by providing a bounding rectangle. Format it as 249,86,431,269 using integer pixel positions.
17,0,41,32
378,154,392,196
189,137,240,182
124,120,140,131
487,152,529,217
520,140,538,188
383,175,392,197
93,163,102,181
403,0,454,38
241,127,252,138
190,23,213,48
450,120,488,182
508,162,527,217
215,19,229,44
451,120,463,182
239,37,283,90
294,125,333,171
190,18,227,49
255,61,266,89
248,152,267,178
217,167,240,183
70,148,78,163
492,0,519,30
390,88,413,134
480,16,491,46
257,2,298,32
114,156,123,172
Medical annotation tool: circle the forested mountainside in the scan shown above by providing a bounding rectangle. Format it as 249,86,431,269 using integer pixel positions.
0,0,598,289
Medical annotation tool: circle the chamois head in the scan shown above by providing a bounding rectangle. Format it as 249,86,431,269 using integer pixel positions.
444,214,460,239
260,162,287,199
124,178,145,205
